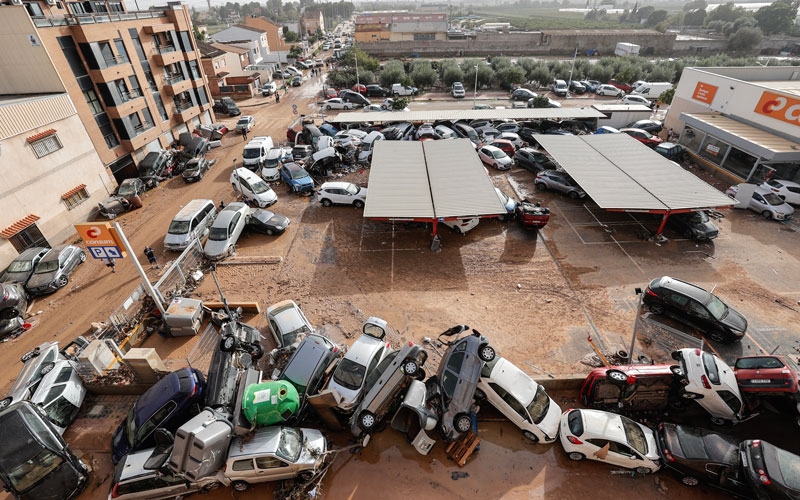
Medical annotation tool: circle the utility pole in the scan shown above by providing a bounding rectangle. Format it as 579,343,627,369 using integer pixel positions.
567,46,578,89
472,64,478,108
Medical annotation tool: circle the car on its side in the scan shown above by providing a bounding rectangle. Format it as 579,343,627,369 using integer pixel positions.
315,182,368,208
478,145,512,170
761,178,800,205
278,333,344,422
111,367,205,464
116,178,146,198
109,447,220,500
322,98,353,110
672,348,745,425
579,363,684,413
596,84,624,97
495,188,517,222
665,211,719,240
734,355,800,397
620,128,663,148
266,299,314,349
203,202,250,261
236,116,255,132
0,341,67,411
280,162,315,194
655,422,750,493
0,282,27,336
535,170,586,199
1,246,50,286
515,148,557,173
339,90,371,107
654,142,688,162
559,408,661,474
511,88,538,101
328,318,391,412
642,276,747,343
181,157,211,183
477,356,561,443
726,184,795,221
246,209,290,236
434,125,458,140
29,359,87,434
24,245,85,296
426,325,495,441
222,426,327,491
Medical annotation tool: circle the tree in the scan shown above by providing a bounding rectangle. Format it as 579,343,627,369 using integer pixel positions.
706,2,747,23
339,47,379,72
683,0,706,11
288,45,302,59
494,66,526,90
379,60,407,88
442,65,465,87
728,26,763,52
659,87,675,105
193,25,206,43
284,30,299,43
490,57,512,71
684,9,707,26
411,61,437,89
754,0,797,35
529,66,552,88
390,97,409,111
530,95,550,108
645,9,669,27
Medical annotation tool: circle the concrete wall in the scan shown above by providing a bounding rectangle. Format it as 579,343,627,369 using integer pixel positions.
0,7,65,95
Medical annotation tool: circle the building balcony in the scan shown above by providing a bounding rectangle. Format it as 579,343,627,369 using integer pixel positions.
162,74,191,96
104,92,147,120
32,10,165,29
121,124,159,151
152,45,182,66
90,63,135,87
173,103,199,122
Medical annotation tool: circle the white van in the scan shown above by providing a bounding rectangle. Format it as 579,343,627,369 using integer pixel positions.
261,147,289,181
163,199,217,251
358,131,384,162
242,136,274,170
631,82,673,101
230,167,277,208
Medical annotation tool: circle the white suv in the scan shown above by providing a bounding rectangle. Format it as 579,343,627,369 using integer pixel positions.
452,82,466,98
315,181,368,208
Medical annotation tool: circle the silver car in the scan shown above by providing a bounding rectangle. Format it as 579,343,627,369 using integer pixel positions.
26,244,86,296
203,202,250,260
725,184,794,220
266,299,314,348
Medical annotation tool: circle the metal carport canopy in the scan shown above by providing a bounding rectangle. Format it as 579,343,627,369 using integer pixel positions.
330,107,605,124
533,133,737,211
364,139,506,220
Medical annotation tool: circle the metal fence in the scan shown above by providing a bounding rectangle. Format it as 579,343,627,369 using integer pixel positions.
154,238,208,305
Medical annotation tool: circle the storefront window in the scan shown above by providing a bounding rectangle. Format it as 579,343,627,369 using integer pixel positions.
724,147,757,180
766,162,800,183
698,136,729,165
679,126,704,152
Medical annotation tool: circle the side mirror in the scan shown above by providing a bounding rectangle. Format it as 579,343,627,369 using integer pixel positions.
634,288,642,295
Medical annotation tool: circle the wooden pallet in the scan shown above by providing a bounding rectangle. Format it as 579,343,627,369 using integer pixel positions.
445,430,480,467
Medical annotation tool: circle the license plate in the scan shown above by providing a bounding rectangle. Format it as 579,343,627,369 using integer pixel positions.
741,451,748,467
751,379,771,384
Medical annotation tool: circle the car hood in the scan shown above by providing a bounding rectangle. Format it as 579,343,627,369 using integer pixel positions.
204,239,233,260
721,306,748,334
25,271,58,289
2,270,30,283
538,397,562,441
298,428,328,467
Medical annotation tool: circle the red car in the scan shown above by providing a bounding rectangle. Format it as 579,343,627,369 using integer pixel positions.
734,355,800,396
514,201,550,230
580,363,684,412
351,83,366,94
620,128,663,148
488,139,515,157
608,79,633,93
324,88,338,99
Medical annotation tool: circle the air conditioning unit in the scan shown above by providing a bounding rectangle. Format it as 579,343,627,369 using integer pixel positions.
11,0,23,5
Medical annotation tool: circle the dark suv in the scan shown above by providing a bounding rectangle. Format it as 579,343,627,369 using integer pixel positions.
0,283,28,337
642,276,748,343
212,97,240,116
137,151,171,188
278,333,343,423
365,85,390,97
665,211,719,240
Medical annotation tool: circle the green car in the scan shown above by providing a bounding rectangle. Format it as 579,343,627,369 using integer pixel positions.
242,380,299,426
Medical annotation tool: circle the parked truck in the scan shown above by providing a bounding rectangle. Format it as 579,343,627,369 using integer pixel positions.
614,42,640,57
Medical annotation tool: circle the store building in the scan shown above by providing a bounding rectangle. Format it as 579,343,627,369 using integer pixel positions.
665,66,800,184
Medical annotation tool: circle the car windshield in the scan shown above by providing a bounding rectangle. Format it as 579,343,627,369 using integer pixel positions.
208,225,230,241
117,182,137,197
686,211,709,223
527,385,551,424
276,428,303,462
168,220,190,235
705,294,727,320
251,180,271,195
492,149,508,159
701,351,721,384
6,260,33,273
34,260,58,274
243,149,261,159
291,168,309,180
42,388,79,429
264,158,279,168
333,358,366,391
124,406,136,446
237,119,249,127
621,416,648,455
763,192,787,205
7,448,64,492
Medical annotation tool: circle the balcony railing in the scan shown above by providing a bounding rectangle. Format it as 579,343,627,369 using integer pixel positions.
154,44,177,55
132,122,154,137
173,102,194,113
120,89,142,103
103,55,129,67
32,10,165,28
164,74,187,85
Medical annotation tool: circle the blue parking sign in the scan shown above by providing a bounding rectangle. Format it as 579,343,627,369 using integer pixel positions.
88,246,123,259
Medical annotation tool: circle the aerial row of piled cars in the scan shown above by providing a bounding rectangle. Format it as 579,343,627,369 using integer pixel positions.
0,278,798,500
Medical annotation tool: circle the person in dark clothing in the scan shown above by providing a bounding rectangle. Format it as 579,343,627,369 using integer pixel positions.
241,127,248,140
144,246,159,269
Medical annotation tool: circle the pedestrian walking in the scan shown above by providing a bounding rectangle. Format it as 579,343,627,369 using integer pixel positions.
667,127,674,142
275,93,280,104
241,127,248,141
102,257,116,273
219,199,226,209
144,246,159,269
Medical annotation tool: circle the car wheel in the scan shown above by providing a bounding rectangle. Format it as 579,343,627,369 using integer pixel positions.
21,348,40,362
40,362,56,375
568,191,580,200
681,476,699,486
266,229,274,236
454,413,472,434
606,369,628,386
354,200,364,209
326,105,332,110
669,365,684,378
478,344,496,362
535,183,546,192
402,359,419,376
79,252,86,263
297,471,314,482
568,452,585,461
57,275,69,288
0,397,11,410
762,210,773,219
671,350,683,361
220,334,238,352
710,417,728,426
523,430,539,443
681,391,702,400
634,467,652,475
359,411,377,431
0,307,20,320
648,303,664,315
707,330,727,343
231,481,249,492
321,199,332,207
249,342,264,360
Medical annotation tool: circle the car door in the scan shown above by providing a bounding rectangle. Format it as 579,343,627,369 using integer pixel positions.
606,440,647,468
751,192,767,212
685,298,715,332
661,290,690,318
136,401,177,447
254,456,294,481
487,382,530,432
441,347,467,404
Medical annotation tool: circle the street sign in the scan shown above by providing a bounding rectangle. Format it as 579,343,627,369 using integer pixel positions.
74,222,126,259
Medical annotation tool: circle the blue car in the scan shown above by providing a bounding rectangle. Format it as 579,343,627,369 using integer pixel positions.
111,367,205,464
280,162,315,194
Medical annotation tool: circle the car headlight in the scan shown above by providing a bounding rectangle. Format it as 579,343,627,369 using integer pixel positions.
275,226,284,230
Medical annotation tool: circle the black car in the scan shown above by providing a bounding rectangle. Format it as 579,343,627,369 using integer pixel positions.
137,151,171,187
515,147,557,173
568,81,586,94
517,127,540,148
365,85,390,97
656,422,752,495
666,211,719,240
291,75,302,87
181,157,210,183
212,97,240,116
278,333,343,423
627,119,663,134
642,276,748,343
339,90,370,107
246,209,290,236
510,88,537,101
382,122,414,141
292,145,313,162
654,142,688,162
741,440,800,499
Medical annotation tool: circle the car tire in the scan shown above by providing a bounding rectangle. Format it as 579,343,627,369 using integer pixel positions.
326,105,332,110
681,391,703,400
535,183,546,192
249,342,264,360
498,213,506,222
354,200,364,209
634,467,652,475
710,417,729,426
707,330,727,343
669,365,684,378
298,471,314,482
321,199,332,207
220,334,238,352
478,344,496,362
568,191,580,200
523,430,539,443
681,476,699,486
79,252,86,263
0,397,11,410
40,362,55,375
648,303,664,315
568,452,585,461
762,210,773,219
21,347,40,362
606,369,628,386
402,359,419,376
454,413,472,434
231,481,249,492
57,275,69,288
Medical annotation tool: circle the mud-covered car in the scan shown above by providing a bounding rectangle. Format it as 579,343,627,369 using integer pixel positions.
426,325,495,441
25,245,86,296
580,363,685,413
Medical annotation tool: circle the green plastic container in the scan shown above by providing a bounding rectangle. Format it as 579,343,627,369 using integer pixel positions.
242,380,300,426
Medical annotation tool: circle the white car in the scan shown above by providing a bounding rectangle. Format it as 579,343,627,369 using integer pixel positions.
477,356,561,443
622,94,653,108
266,299,314,348
236,115,255,132
596,84,624,97
315,181,368,208
559,409,661,474
495,122,521,134
322,98,353,110
442,218,479,234
671,348,745,425
760,178,800,205
498,132,524,149
725,184,794,220
334,129,366,148
478,145,512,170
363,104,383,112
203,202,250,260
261,147,291,182
328,318,391,412
452,82,466,98
415,123,436,140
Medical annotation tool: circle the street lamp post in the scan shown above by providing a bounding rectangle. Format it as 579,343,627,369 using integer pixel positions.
472,64,478,109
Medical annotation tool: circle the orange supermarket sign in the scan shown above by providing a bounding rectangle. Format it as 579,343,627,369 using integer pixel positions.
692,82,718,103
755,91,800,127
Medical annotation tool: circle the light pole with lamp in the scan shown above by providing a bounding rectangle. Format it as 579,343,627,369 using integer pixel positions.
472,64,478,109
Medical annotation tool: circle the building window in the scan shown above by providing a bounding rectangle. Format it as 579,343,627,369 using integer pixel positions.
95,113,119,148
213,61,219,70
153,93,168,121
25,2,45,17
62,185,89,210
84,89,103,114
8,225,48,253
31,134,63,158
109,2,123,12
